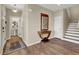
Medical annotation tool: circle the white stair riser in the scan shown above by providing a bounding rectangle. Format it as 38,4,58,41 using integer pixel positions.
69,23,77,25
69,24,77,25
69,25,77,27
66,30,79,32
68,26,79,28
67,28,78,30
68,26,77,28
63,38,79,44
70,23,77,24
65,33,79,36
66,31,79,34
67,29,79,31
64,36,79,40
64,22,79,42
68,28,77,29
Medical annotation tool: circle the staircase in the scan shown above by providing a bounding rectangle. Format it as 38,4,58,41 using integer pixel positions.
64,22,79,44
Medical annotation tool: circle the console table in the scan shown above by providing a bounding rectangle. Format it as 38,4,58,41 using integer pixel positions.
38,30,51,42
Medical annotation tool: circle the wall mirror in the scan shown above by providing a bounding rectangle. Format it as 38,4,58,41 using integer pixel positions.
41,13,49,31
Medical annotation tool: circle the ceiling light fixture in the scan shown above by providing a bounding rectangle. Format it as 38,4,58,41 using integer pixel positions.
12,4,18,13
12,9,18,13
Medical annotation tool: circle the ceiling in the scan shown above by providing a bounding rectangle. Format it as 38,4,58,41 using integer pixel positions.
5,4,25,11
39,4,79,12
4,4,79,12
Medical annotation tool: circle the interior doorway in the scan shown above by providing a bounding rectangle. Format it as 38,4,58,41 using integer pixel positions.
1,5,26,54
1,6,24,48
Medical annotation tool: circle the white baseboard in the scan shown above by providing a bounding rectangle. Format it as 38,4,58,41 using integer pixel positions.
26,40,41,47
0,39,7,55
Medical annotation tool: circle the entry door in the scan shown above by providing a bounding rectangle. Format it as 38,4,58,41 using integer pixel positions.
1,6,6,47
54,15,63,38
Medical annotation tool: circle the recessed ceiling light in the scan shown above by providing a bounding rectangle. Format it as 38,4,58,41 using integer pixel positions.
12,9,18,13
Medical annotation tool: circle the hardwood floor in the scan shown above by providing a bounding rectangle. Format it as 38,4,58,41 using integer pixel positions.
6,38,79,55
3,35,26,55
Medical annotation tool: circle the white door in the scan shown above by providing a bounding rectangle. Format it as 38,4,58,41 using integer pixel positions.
1,6,6,47
54,15,63,38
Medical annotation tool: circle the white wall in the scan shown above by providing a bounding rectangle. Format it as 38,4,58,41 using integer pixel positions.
53,9,71,39
53,10,64,38
22,5,29,46
0,5,7,54
0,5,1,53
1,5,6,48
22,4,54,46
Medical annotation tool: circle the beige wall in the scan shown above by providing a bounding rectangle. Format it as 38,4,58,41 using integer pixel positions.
22,4,54,46
6,8,10,39
22,4,71,46
63,9,70,35
53,10,64,38
28,4,54,46
69,5,79,22
0,5,1,53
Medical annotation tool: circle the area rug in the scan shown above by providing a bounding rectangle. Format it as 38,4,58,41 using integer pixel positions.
2,35,26,55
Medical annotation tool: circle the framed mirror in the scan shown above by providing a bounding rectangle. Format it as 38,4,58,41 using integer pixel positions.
41,13,49,31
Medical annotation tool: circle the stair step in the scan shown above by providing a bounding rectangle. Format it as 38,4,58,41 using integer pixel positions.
68,26,79,29
69,25,77,26
66,30,79,32
67,28,77,30
65,34,79,38
68,26,77,28
67,29,77,31
64,36,79,41
67,29,78,31
69,23,77,24
70,22,77,24
69,23,77,25
69,25,77,27
66,31,79,34
63,38,79,44
65,32,79,36
64,22,79,43
68,28,79,30
68,27,78,29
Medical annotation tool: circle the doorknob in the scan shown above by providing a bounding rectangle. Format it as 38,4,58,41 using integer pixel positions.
2,27,5,32
2,27,4,29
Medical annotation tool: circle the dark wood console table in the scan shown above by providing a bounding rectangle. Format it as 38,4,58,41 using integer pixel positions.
38,30,51,42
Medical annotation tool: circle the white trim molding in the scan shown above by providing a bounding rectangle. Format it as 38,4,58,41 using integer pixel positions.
26,40,41,47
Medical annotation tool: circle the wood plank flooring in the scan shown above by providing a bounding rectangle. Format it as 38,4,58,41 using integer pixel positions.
6,38,79,55
3,35,26,55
